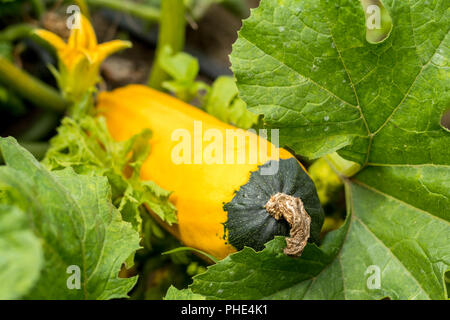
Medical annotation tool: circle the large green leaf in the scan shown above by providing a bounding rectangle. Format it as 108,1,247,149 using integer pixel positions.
0,137,140,299
0,205,43,299
189,0,450,300
231,0,449,163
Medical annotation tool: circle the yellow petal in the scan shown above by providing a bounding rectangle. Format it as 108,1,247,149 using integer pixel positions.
95,40,132,64
60,49,86,70
34,29,67,51
68,14,98,50
79,47,96,65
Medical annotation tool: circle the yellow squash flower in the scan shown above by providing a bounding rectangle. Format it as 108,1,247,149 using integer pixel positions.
35,14,131,101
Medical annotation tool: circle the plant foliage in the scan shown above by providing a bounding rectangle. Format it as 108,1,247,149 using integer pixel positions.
183,0,450,300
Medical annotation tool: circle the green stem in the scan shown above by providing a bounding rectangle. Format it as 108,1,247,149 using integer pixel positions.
148,0,185,89
0,57,69,113
0,24,35,42
0,24,54,58
325,152,361,177
85,0,160,22
30,0,45,19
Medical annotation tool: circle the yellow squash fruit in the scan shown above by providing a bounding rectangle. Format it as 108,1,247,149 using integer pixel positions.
98,85,323,260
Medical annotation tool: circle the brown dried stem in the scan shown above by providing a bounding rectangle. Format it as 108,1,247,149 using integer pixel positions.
265,193,311,257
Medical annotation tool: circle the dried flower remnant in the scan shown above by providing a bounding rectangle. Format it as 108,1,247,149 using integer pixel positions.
265,193,311,257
